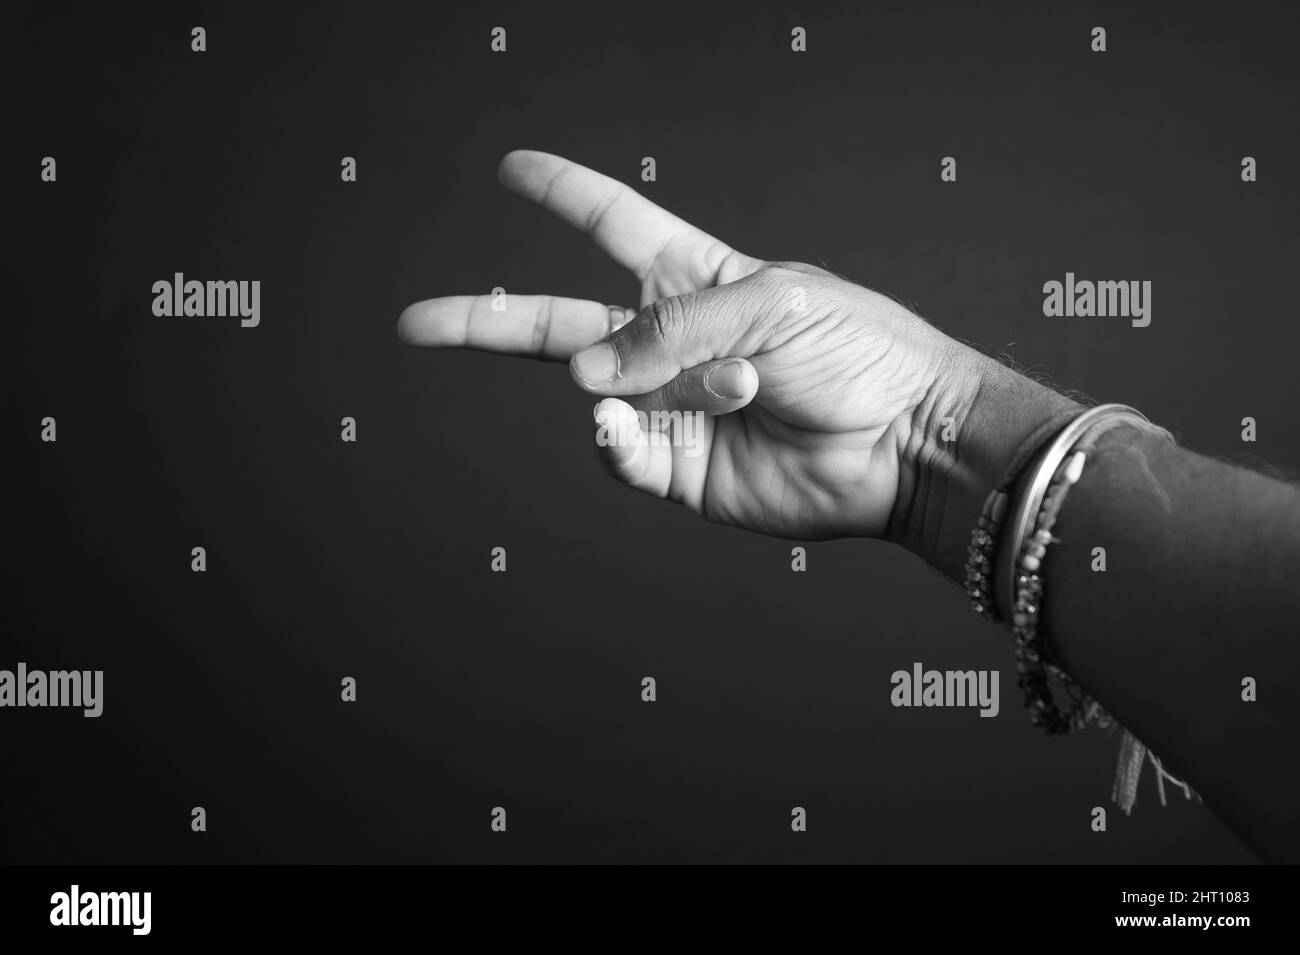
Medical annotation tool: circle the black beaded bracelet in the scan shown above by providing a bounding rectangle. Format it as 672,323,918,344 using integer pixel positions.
965,491,1008,619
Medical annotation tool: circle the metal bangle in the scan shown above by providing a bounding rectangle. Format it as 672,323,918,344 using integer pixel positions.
998,404,1153,616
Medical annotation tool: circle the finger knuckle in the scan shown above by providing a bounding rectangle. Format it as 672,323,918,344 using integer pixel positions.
750,264,807,298
747,266,805,313
644,296,685,343
761,260,806,275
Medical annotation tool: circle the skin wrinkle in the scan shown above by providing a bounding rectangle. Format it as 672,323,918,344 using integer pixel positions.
932,371,984,566
901,366,961,562
754,313,899,436
638,227,691,284
535,162,566,217
885,411,918,546
922,401,952,569
707,242,749,287
459,296,476,348
889,392,924,550
788,439,840,526
705,403,751,529
584,184,626,238
649,298,677,346
758,299,835,352
533,295,555,356
756,412,790,536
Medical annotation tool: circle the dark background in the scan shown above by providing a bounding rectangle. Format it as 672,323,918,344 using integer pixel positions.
7,1,1296,863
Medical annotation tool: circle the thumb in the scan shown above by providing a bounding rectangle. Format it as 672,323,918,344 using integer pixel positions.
624,357,760,420
567,272,776,396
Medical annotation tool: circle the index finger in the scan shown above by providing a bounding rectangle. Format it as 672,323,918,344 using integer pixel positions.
498,150,729,281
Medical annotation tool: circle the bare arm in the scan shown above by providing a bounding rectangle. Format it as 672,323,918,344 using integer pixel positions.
902,352,1300,860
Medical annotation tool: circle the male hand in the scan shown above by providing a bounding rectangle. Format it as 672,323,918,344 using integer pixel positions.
398,150,983,541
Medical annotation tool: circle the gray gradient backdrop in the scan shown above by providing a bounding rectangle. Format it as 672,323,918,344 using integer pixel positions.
7,0,1296,862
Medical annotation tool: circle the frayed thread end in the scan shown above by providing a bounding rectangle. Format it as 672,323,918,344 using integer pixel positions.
1110,728,1197,815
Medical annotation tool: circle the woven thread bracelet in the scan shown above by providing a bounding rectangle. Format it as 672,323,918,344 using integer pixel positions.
1001,405,1159,734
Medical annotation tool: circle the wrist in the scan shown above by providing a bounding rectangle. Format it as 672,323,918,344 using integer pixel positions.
886,342,1082,583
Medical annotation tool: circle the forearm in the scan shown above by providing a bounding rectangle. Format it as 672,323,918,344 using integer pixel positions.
895,347,1300,859
1044,426,1300,858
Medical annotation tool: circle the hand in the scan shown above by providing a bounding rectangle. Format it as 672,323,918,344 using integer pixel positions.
397,151,1060,551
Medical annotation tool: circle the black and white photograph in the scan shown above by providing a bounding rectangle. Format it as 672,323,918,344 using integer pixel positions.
6,0,1295,939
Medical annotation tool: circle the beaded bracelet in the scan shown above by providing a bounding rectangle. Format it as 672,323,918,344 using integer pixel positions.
1010,446,1092,734
1002,405,1157,734
964,406,1083,620
964,490,1006,619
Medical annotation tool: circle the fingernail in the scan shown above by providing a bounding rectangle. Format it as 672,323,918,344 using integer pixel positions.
571,342,620,385
704,360,748,400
